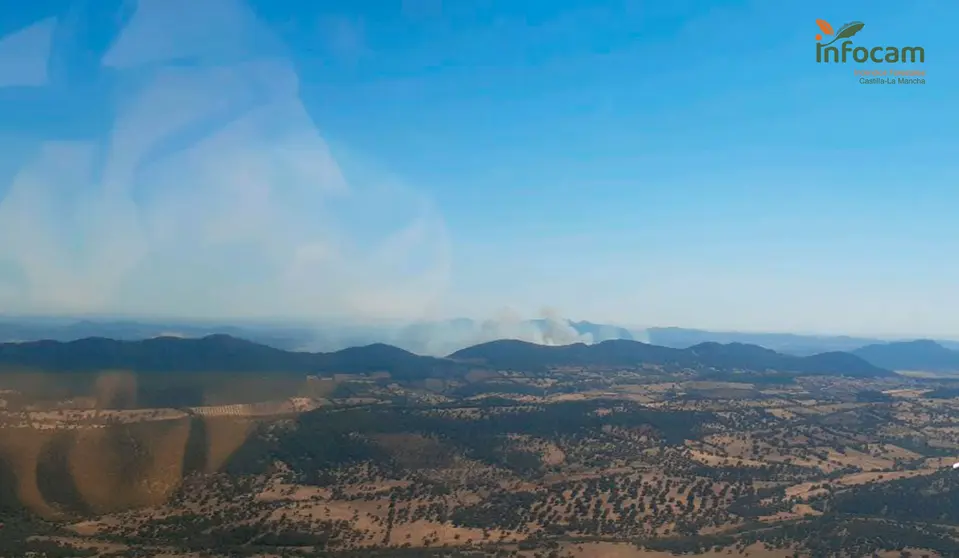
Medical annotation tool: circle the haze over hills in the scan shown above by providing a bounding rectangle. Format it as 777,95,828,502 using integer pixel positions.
852,340,959,373
6,315,958,350
0,315,645,356
0,317,319,351
0,334,893,379
3,316,959,373
645,327,894,355
0,316,619,353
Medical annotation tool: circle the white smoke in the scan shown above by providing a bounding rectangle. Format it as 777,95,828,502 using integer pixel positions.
365,307,596,356
0,0,450,322
537,307,589,345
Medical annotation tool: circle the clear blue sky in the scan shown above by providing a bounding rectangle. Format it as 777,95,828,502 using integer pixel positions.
0,0,956,337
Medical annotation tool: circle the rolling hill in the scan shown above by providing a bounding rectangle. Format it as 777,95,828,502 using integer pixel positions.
0,334,893,380
449,339,892,377
645,327,890,355
852,340,959,373
0,334,470,380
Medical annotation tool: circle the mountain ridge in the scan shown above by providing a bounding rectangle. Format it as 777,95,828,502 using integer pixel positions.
450,338,890,377
852,339,959,372
0,334,465,380
0,334,896,379
4,317,959,356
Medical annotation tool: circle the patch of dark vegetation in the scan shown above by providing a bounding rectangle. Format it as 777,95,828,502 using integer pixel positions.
818,470,959,524
922,385,959,399
225,400,712,482
640,515,959,556
888,436,957,458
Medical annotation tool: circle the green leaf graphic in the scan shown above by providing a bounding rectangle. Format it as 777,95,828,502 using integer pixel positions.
821,21,865,46
836,21,865,39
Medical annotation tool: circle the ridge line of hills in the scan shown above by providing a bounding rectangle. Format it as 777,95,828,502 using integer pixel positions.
3,318,958,368
0,334,909,379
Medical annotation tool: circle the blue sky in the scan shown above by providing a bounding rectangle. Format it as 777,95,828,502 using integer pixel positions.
0,0,956,337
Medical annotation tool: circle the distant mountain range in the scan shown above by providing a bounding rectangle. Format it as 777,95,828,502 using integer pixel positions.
644,327,889,355
450,339,890,378
1,317,957,372
852,340,959,373
0,335,469,381
0,318,317,351
0,334,892,380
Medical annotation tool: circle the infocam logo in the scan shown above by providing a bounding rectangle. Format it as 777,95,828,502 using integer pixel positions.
815,19,924,64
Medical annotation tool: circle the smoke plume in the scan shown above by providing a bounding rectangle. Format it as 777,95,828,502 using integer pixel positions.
364,307,597,356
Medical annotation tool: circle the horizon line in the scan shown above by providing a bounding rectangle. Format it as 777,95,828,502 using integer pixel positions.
0,312,956,343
